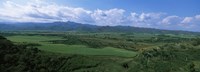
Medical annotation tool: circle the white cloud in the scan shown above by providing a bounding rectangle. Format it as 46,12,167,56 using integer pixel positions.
181,17,193,23
129,12,165,28
91,8,126,26
0,0,92,23
130,12,163,22
159,16,199,31
195,15,200,20
161,16,181,25
179,15,200,30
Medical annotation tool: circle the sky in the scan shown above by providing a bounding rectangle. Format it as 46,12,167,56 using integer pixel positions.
0,0,200,32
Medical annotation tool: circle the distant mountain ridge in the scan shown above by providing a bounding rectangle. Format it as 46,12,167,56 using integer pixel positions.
0,21,199,35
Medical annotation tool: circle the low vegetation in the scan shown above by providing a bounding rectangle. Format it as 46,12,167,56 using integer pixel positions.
1,31,200,72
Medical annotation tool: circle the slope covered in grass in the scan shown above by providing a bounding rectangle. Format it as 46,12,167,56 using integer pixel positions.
6,35,137,57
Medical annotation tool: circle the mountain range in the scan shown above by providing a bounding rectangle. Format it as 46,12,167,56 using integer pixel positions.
0,21,199,35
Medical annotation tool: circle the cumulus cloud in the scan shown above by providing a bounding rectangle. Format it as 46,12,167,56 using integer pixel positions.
129,12,165,28
161,16,181,25
195,15,200,20
177,15,200,31
0,0,92,23
181,17,193,23
91,8,126,26
0,0,200,31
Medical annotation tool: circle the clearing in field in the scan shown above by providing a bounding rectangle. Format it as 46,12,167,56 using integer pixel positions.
6,35,137,57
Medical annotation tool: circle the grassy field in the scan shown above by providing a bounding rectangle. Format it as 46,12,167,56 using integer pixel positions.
2,32,200,72
6,35,137,57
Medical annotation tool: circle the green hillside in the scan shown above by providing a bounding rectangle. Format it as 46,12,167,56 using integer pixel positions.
1,31,200,72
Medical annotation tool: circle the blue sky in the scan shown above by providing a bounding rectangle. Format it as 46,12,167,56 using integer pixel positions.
56,0,200,16
1,0,199,16
0,0,200,31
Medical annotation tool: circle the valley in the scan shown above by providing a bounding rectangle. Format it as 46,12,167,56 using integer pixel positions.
1,31,200,72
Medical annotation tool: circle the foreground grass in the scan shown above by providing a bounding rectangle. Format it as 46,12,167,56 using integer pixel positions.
6,35,137,57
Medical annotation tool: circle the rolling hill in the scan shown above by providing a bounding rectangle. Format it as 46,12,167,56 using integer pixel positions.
0,21,199,35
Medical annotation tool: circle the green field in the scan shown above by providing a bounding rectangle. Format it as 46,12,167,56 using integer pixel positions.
2,31,200,72
6,35,137,57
